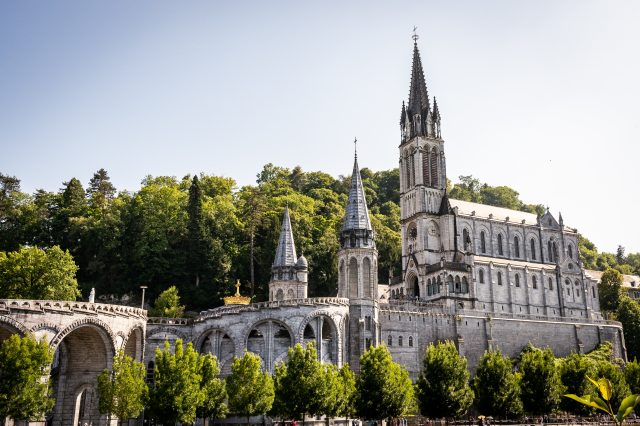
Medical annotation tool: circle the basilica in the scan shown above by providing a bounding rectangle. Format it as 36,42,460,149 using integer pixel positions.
0,37,626,425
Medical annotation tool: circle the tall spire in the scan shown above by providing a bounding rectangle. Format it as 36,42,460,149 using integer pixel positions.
342,147,372,233
407,37,430,118
273,206,297,267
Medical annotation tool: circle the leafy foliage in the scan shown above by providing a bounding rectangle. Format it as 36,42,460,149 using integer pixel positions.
0,334,54,421
599,268,624,312
518,345,563,415
356,345,415,421
226,352,274,420
197,353,228,421
97,350,148,421
559,353,599,414
473,349,523,418
149,285,185,318
416,341,473,418
0,245,80,300
625,359,640,394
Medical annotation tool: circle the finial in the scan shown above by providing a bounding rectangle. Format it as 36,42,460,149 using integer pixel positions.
235,279,241,296
412,26,419,43
354,137,358,159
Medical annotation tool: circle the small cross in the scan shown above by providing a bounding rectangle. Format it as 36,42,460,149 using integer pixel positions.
235,279,241,296
412,26,419,42
354,137,358,157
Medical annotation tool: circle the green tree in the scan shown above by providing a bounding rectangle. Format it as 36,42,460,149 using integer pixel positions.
197,353,228,423
0,245,80,300
600,268,624,312
97,350,148,423
625,359,640,394
597,360,630,410
87,168,116,211
356,345,415,422
149,339,203,425
559,353,598,414
416,341,474,418
226,352,274,423
473,349,523,418
617,297,640,361
186,175,208,288
0,334,54,422
518,346,563,415
149,286,185,318
272,343,328,421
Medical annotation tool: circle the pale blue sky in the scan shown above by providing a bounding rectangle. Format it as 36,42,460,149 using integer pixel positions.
1,1,639,254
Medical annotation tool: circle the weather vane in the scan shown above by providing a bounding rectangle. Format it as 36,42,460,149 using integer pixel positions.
412,26,419,42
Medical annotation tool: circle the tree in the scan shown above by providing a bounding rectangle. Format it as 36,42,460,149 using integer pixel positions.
565,377,640,426
600,268,624,312
87,168,116,210
149,286,184,318
149,339,203,425
473,349,523,418
559,353,598,414
356,345,415,422
518,345,563,415
416,341,474,418
0,334,54,422
617,297,640,361
0,245,80,300
186,175,208,288
596,360,630,410
226,352,274,424
625,359,640,394
197,353,228,423
97,350,148,423
272,343,327,422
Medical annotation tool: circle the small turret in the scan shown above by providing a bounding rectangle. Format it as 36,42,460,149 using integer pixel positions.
269,206,308,301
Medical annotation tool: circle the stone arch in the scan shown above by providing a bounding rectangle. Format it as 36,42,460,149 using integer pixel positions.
123,326,144,361
71,383,98,426
0,315,29,342
425,220,441,251
349,257,359,298
287,288,295,299
462,227,472,252
246,319,294,372
276,288,284,301
406,272,419,298
196,328,236,376
298,312,341,365
50,319,116,425
145,326,192,343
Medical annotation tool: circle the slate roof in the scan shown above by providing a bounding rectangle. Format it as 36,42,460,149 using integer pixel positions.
273,206,297,267
342,154,372,232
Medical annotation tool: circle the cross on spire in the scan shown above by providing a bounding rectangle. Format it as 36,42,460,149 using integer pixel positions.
354,137,358,159
412,26,419,42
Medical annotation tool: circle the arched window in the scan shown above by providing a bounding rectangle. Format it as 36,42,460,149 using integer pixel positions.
363,257,372,298
553,242,558,261
498,272,503,285
514,236,520,258
437,276,442,293
532,275,538,289
515,273,520,287
480,231,487,254
455,276,461,293
548,241,553,262
409,154,415,186
422,150,430,186
404,156,411,190
447,275,454,292
388,335,392,346
463,228,471,251
530,238,537,260
479,269,485,284
592,286,596,298
498,234,504,256
568,244,574,259
349,258,358,298
399,336,403,347
548,277,553,291
409,336,414,347
462,277,469,293
430,147,439,188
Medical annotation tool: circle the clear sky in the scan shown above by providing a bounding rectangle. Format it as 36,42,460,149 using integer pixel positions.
1,1,638,254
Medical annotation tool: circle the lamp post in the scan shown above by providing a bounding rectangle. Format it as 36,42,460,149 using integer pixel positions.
140,286,148,310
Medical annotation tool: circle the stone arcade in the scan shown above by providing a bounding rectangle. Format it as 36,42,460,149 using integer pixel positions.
0,38,626,425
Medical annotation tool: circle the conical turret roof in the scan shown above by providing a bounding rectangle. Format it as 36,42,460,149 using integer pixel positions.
407,41,430,117
273,206,297,267
342,153,372,232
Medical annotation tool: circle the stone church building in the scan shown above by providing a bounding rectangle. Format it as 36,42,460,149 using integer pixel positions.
0,37,626,425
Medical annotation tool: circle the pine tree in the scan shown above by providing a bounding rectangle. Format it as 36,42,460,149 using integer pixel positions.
187,175,209,288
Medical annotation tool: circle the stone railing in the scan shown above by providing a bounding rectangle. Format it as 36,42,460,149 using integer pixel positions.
0,299,147,319
195,297,350,322
456,309,622,326
146,317,192,325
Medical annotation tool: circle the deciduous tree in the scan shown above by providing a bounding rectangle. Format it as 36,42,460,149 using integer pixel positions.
226,352,274,423
617,297,640,361
197,353,228,423
149,286,184,318
97,350,148,423
599,268,624,312
518,345,563,415
473,349,523,418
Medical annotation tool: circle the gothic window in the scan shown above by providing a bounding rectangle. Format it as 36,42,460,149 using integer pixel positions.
455,276,461,293
498,234,504,256
479,269,485,284
462,277,469,293
553,242,558,261
363,257,372,299
514,236,520,258
404,155,411,190
498,272,503,286
463,228,471,252
548,277,553,290
349,258,358,298
399,336,403,347
548,241,553,262
437,276,442,293
339,260,345,292
447,275,454,292
568,244,574,259
515,273,520,287
430,147,439,188
427,278,432,296
388,335,392,346
422,150,430,186
532,275,538,289
530,238,536,260
409,153,415,186
480,231,487,254
365,316,372,331
350,232,356,248
592,286,596,298
409,336,414,347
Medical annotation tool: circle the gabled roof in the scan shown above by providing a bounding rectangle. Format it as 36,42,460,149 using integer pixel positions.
342,154,372,232
449,199,539,225
273,206,297,267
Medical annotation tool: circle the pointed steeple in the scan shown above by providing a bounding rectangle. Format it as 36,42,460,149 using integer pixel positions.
400,101,406,126
432,97,440,122
273,206,297,267
408,39,431,117
342,147,372,233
